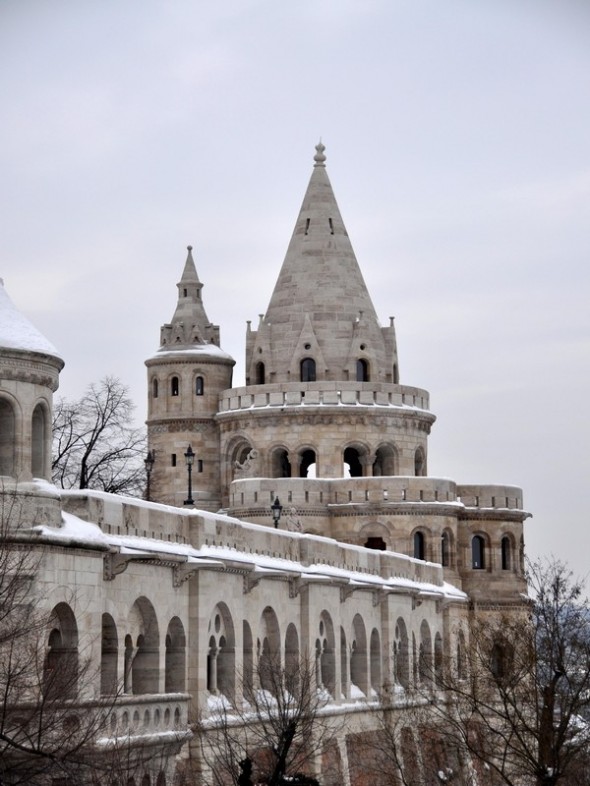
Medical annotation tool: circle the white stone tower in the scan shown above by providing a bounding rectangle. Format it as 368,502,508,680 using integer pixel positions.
0,279,64,526
145,247,234,510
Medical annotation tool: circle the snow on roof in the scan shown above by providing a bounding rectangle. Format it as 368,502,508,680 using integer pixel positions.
146,343,234,362
34,508,468,603
0,280,62,359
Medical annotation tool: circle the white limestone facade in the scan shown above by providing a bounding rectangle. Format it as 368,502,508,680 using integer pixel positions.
0,144,531,785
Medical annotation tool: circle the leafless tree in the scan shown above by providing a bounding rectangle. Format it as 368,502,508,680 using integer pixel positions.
52,376,146,496
196,654,341,786
365,558,590,786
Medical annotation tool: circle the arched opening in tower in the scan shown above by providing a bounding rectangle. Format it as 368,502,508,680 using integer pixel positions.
343,447,363,477
299,449,316,478
271,448,291,478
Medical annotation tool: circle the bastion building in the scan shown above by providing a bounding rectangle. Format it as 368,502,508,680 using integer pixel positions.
0,144,529,785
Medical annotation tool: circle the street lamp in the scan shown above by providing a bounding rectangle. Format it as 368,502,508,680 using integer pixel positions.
271,496,283,528
144,449,155,501
184,444,195,506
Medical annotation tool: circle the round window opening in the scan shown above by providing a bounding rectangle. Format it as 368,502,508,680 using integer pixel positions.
304,343,311,350
360,343,366,350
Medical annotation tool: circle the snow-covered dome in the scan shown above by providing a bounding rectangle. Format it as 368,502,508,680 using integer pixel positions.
0,279,63,360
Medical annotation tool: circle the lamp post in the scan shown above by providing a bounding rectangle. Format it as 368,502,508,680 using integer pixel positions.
144,449,155,501
184,444,195,506
271,496,283,528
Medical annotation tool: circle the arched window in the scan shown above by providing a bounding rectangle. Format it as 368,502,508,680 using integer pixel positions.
129,597,160,694
300,357,316,382
318,612,336,697
31,403,46,477
356,359,369,382
414,447,425,476
441,532,450,567
370,628,381,694
171,376,179,397
393,363,399,384
255,362,265,385
413,531,425,561
0,399,15,476
243,621,254,701
394,618,409,688
165,617,186,693
152,378,159,398
195,376,204,396
501,536,511,570
373,443,397,476
101,613,118,695
472,535,486,569
271,448,291,478
285,623,300,694
350,614,368,697
340,627,348,698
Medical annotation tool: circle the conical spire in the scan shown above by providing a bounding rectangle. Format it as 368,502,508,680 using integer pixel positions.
158,246,223,350
246,143,397,384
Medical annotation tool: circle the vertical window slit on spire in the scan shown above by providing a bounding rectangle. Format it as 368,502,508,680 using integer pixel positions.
329,218,334,234
305,218,310,235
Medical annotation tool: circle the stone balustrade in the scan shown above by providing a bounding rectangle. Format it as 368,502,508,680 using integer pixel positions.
100,694,190,740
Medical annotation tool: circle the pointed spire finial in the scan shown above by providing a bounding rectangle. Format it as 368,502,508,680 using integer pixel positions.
313,140,326,167
187,245,193,252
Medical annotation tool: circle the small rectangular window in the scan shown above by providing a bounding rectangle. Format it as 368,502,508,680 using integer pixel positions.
197,459,203,473
171,454,177,467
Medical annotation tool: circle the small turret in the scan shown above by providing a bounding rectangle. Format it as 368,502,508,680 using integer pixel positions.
145,247,234,510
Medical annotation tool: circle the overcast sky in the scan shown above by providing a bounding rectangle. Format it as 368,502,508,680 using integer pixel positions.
1,1,589,577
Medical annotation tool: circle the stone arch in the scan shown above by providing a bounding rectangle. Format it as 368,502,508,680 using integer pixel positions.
350,614,368,697
356,358,370,382
343,441,370,478
419,620,432,684
259,606,281,693
31,401,50,478
284,623,299,692
243,620,254,700
300,357,316,382
360,521,389,551
127,596,160,695
457,629,466,680
394,617,409,688
317,611,336,697
412,529,426,561
501,534,514,571
372,442,397,476
471,533,488,570
434,632,443,686
207,603,235,700
370,628,381,694
270,445,292,478
255,361,265,385
297,446,317,478
101,612,118,695
228,436,255,482
45,602,79,699
165,616,186,693
340,627,348,698
414,446,426,476
0,397,16,476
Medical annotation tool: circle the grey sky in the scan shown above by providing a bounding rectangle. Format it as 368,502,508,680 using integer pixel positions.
1,1,589,576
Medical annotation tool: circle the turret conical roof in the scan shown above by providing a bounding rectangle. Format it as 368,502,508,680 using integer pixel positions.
247,144,396,384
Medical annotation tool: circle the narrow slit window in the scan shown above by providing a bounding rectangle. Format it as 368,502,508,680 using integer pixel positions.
305,218,310,235
171,454,177,467
171,377,179,397
329,217,334,234
196,376,204,396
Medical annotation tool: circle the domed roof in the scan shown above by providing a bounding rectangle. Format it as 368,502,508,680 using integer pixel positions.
0,279,63,361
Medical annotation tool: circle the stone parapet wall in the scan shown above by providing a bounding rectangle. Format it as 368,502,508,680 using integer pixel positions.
230,476,459,509
218,381,431,413
457,484,524,511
